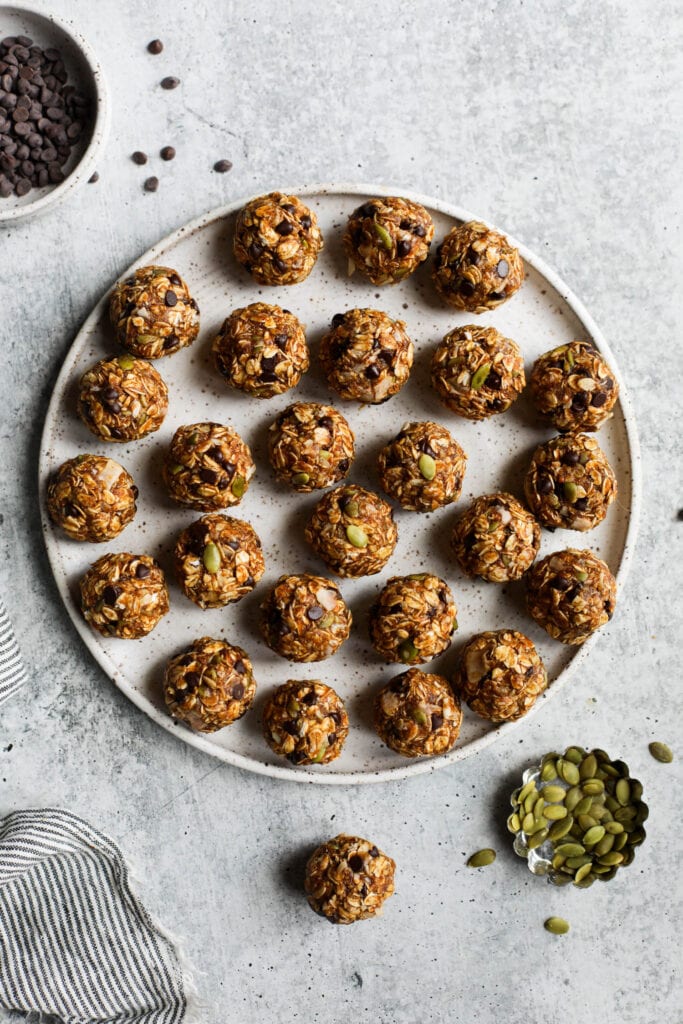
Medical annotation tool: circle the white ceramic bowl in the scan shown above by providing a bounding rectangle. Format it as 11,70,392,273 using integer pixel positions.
0,2,109,224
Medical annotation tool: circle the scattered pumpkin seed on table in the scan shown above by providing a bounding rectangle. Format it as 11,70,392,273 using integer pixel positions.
467,848,496,868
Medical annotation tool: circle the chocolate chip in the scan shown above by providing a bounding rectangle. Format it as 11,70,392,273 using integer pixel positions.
144,176,159,192
286,750,307,764
300,214,311,229
169,273,182,287
602,377,614,390
248,241,264,260
331,313,345,328
431,714,443,731
486,369,502,391
273,333,288,349
273,256,288,274
496,259,509,278
357,202,376,218
561,449,580,466
397,238,412,257
365,363,381,380
369,846,379,857
199,468,218,485
102,585,120,606
184,671,201,690
160,76,180,90
164,289,177,307
538,474,554,495
591,391,607,407
160,145,175,161
232,682,245,700
571,391,589,412
551,575,571,591
88,171,99,183
489,291,505,301
131,150,147,164
147,39,164,54
307,605,324,621
302,690,317,705
213,159,232,173
574,497,588,511
418,437,438,458
337,458,350,474
135,562,151,579
275,220,293,235
413,223,427,237
458,279,475,296
348,854,364,872
163,333,178,350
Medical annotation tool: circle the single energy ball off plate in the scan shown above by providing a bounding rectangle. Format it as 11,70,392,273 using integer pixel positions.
431,325,525,420
368,573,458,665
262,679,348,765
524,433,617,532
526,548,617,644
212,302,309,399
173,513,265,609
304,834,396,924
432,220,524,312
233,192,324,285
304,484,398,578
451,493,541,583
319,308,413,404
109,265,200,360
77,355,168,442
267,402,355,492
164,637,256,732
452,629,548,722
46,454,137,542
377,420,467,512
373,667,462,758
530,341,619,432
342,195,434,284
80,552,169,639
260,573,352,662
162,422,255,511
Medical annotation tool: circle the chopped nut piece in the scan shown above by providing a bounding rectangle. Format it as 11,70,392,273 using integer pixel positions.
320,308,413,404
164,637,256,732
212,302,309,398
374,667,462,758
305,484,398,578
80,553,168,639
260,574,352,662
268,402,355,491
109,265,199,360
369,574,457,664
47,455,137,542
524,433,617,531
305,834,395,924
77,355,168,442
174,513,265,609
162,422,255,511
377,420,467,512
525,548,617,644
263,679,348,765
453,629,548,722
431,325,525,420
343,196,434,284
451,493,540,583
234,192,323,285
529,341,619,432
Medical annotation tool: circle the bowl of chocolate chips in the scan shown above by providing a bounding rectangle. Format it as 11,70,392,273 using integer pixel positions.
0,3,109,223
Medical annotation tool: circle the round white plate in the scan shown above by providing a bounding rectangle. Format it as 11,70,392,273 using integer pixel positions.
39,185,640,785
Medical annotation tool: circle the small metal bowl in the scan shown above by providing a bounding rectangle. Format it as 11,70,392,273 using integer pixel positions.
0,2,109,225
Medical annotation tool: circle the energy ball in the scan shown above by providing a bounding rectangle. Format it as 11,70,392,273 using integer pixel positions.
452,492,540,583
525,548,617,645
343,196,434,285
369,574,457,665
47,454,137,542
174,513,265,609
452,629,548,722
164,637,256,732
377,420,467,512
529,341,619,432
431,325,525,420
233,191,323,285
432,220,524,312
212,303,309,398
109,265,200,360
524,433,617,532
80,552,169,639
305,835,396,924
373,667,462,758
267,402,355,492
262,679,348,765
305,484,398,578
163,422,255,511
78,354,168,442
319,308,413,404
260,574,352,662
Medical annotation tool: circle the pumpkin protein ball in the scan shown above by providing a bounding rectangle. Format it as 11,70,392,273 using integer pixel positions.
212,303,309,399
305,834,396,924
368,574,458,665
373,667,462,758
109,265,200,360
174,513,265,609
260,574,352,662
78,354,168,442
524,433,617,532
262,679,349,765
431,325,525,420
452,629,548,722
267,402,355,492
452,492,541,583
377,420,467,512
162,422,255,511
529,341,619,432
343,196,434,285
164,637,256,732
319,308,413,404
432,220,524,312
525,548,617,645
304,484,398,578
80,552,169,639
46,454,137,542
233,191,323,285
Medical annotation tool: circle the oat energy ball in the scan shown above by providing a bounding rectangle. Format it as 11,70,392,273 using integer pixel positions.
432,220,524,312
80,553,169,639
109,265,200,360
369,574,457,665
374,667,462,758
163,423,254,511
164,637,256,732
431,325,525,420
377,420,467,512
47,455,137,542
78,355,168,442
234,192,323,285
343,196,434,285
530,341,619,432
305,484,398,578
262,679,348,765
305,835,396,924
453,629,548,722
268,402,355,492
260,574,352,662
526,548,617,645
212,303,309,398
320,308,413,404
174,514,265,609
452,493,540,583
524,433,617,532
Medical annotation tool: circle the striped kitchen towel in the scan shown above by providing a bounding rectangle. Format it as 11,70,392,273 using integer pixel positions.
0,599,27,707
0,808,192,1023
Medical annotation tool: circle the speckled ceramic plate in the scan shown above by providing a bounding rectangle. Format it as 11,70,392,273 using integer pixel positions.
39,184,640,785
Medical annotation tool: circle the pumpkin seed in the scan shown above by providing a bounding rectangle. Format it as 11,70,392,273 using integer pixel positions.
593,834,615,857
521,812,535,833
574,874,595,888
620,847,635,866
577,814,597,832
467,848,496,868
231,475,246,498
292,472,310,486
470,363,491,390
583,826,605,847
597,851,624,866
615,779,630,805
548,816,574,841
564,746,585,764
373,220,393,251
543,804,567,821
600,763,620,779
614,805,636,823
527,829,549,850
551,853,566,870
170,463,183,474
117,353,135,370
345,524,368,548
628,828,646,847
558,760,580,786
555,842,585,858
412,708,429,727
343,499,360,518
613,759,630,777
604,821,624,835
563,481,578,503
564,786,583,812
399,640,419,663
649,741,673,763
541,785,566,803
518,780,537,804
544,917,570,935
202,542,221,573
418,453,436,480
604,795,620,813
634,803,649,825
506,813,521,833
540,760,558,782
574,863,593,884
579,753,598,780
575,570,588,582
553,874,574,886
533,796,547,821
527,817,548,835
524,793,537,815
630,779,644,801
582,779,604,796
566,855,591,869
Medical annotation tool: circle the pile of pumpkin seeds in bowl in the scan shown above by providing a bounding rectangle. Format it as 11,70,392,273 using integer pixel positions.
507,745,648,887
